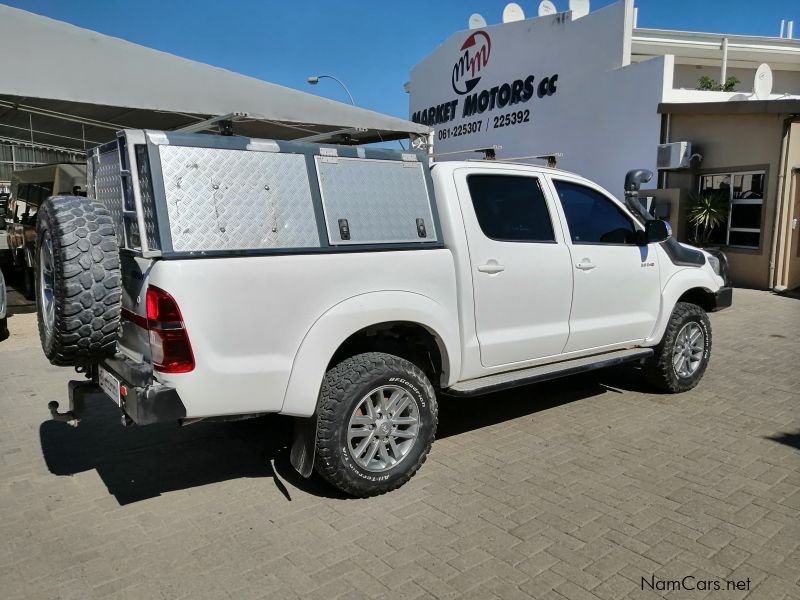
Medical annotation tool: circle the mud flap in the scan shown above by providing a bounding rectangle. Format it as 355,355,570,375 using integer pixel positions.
289,414,317,478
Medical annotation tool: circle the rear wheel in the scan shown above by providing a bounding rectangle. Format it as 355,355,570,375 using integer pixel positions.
315,352,437,497
35,196,121,366
645,302,711,393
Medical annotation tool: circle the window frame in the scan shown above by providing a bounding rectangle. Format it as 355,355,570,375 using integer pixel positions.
698,169,766,250
465,173,558,244
550,178,642,247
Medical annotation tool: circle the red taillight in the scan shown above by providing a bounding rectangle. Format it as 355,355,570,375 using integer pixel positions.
145,286,195,373
147,286,182,323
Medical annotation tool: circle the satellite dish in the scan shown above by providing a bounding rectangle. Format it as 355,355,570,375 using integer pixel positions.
753,63,773,100
538,1,557,16
468,13,487,29
569,0,590,19
502,2,526,23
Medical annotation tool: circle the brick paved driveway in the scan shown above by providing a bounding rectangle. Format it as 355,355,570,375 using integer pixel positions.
1,287,798,600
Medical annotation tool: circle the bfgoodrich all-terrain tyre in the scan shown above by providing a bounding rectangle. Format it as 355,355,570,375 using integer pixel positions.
36,196,121,366
315,352,438,497
645,302,712,393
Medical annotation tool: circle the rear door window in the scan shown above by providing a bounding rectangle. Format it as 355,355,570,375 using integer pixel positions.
466,174,555,243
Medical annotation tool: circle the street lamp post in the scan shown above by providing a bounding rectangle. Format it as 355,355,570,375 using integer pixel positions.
307,75,355,105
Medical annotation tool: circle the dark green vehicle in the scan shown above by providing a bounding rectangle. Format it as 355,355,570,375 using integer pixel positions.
4,164,86,298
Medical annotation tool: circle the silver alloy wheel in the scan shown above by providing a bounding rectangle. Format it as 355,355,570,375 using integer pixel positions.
39,234,55,340
347,385,420,472
672,322,705,378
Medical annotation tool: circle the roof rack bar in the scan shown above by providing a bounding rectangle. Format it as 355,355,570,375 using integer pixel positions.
173,112,249,134
501,152,565,161
296,127,368,143
432,145,502,158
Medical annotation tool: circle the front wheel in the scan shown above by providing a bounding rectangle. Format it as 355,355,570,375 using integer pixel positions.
645,302,712,393
315,352,438,497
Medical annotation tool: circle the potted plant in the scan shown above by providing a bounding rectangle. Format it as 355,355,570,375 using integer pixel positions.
687,191,729,248
697,75,740,92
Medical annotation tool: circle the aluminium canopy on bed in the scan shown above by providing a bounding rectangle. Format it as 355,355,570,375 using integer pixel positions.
0,5,428,151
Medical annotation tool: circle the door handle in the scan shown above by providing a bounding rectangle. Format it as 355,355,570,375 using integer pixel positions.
477,262,505,274
575,259,596,271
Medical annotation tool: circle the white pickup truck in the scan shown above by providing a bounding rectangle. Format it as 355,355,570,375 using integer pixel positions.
36,130,731,496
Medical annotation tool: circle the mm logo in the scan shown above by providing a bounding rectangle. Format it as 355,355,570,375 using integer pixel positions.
452,31,491,95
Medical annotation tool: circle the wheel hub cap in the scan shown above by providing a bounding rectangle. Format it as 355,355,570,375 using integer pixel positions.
672,322,705,379
347,385,421,473
376,421,392,438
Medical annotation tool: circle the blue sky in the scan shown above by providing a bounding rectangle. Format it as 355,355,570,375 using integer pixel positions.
4,0,798,120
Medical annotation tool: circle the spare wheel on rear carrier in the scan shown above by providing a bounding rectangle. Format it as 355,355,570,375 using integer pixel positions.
35,195,122,366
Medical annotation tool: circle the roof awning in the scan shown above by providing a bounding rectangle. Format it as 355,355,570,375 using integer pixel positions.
658,99,800,115
0,5,429,150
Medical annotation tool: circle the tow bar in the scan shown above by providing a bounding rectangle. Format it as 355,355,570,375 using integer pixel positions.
47,379,96,427
47,401,80,427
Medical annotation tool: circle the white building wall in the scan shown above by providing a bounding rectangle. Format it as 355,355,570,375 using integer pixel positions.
408,0,666,196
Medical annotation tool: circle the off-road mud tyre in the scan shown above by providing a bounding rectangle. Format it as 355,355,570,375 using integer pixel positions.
645,302,711,393
315,352,438,497
35,196,121,366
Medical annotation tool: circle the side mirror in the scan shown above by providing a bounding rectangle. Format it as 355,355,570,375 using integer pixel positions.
641,219,671,245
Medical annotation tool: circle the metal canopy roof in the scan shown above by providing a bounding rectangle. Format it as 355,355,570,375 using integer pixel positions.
0,5,428,151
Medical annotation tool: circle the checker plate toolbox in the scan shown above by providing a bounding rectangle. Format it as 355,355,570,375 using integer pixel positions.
86,130,441,258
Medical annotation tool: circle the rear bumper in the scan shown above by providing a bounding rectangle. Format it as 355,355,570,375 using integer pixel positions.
710,287,733,312
101,353,187,425
69,353,187,425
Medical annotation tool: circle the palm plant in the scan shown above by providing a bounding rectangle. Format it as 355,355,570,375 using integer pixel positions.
687,191,729,247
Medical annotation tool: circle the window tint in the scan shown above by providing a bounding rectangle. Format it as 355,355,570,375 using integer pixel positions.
554,181,638,244
466,175,555,242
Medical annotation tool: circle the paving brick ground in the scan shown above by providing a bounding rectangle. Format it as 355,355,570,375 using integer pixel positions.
0,286,798,600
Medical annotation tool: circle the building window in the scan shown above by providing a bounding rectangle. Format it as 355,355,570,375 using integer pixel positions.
698,171,765,249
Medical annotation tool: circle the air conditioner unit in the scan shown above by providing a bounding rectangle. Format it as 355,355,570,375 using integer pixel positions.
657,141,692,170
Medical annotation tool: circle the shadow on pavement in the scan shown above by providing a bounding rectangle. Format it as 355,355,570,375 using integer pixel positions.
438,364,651,439
39,365,653,504
39,394,346,504
776,289,800,301
765,430,800,451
